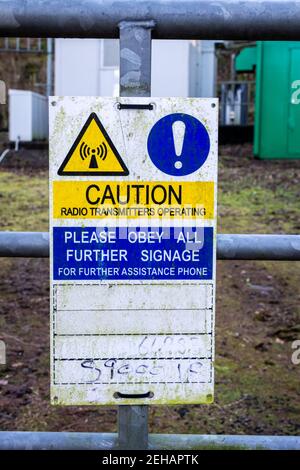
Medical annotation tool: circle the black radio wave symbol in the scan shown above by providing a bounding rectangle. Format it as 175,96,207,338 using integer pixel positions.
80,141,107,169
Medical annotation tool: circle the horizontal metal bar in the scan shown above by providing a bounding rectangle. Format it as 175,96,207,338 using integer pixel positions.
0,232,299,260
0,232,49,257
2,1,300,40
0,431,299,450
217,234,300,260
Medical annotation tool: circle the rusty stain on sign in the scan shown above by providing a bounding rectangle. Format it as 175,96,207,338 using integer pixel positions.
50,96,218,405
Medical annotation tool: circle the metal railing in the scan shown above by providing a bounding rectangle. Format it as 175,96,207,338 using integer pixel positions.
0,232,299,261
2,0,300,40
0,38,46,53
0,0,300,451
1,432,300,451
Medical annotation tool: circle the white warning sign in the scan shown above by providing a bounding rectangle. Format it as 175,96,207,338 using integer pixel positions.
50,96,218,405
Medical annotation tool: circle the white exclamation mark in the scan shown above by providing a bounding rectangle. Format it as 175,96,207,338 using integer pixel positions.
172,120,186,169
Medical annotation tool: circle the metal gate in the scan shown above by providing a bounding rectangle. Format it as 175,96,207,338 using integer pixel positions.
0,0,300,450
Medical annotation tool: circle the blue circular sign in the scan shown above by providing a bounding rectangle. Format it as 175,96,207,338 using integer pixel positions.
147,113,210,176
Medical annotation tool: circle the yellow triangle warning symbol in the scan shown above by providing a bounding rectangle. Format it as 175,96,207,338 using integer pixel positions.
58,113,129,176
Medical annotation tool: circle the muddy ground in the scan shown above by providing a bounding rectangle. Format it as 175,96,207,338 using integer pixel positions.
0,144,299,435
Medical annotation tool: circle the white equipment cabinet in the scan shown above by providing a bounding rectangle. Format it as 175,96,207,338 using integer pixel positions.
9,89,48,142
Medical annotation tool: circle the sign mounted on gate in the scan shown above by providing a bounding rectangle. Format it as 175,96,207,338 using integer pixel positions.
50,97,218,405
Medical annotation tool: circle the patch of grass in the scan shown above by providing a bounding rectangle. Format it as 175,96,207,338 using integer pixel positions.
0,170,48,231
215,357,237,375
218,184,299,234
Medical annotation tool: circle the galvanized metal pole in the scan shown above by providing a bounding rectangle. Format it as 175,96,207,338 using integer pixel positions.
2,1,300,40
1,232,300,260
1,431,300,450
119,20,155,97
118,405,149,450
0,431,300,451
117,20,154,450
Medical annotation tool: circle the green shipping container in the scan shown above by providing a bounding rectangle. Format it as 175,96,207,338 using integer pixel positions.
236,41,300,159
